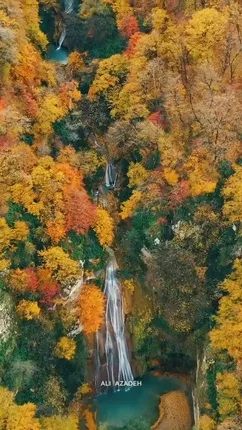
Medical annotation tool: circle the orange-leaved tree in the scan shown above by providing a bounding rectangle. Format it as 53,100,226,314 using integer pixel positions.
118,15,139,38
8,268,39,293
78,285,105,334
64,187,97,235
10,156,97,243
37,268,61,304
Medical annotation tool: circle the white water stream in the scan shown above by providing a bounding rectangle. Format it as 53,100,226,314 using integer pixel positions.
56,0,74,51
56,25,66,50
96,255,133,390
64,0,74,13
105,163,117,189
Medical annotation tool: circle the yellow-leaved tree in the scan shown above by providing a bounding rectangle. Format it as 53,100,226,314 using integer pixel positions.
184,150,218,197
185,8,228,62
21,0,48,50
163,167,179,186
120,190,142,219
39,247,81,286
102,0,131,16
151,7,168,31
55,337,76,361
88,54,129,108
199,415,216,430
41,415,79,430
0,387,41,430
216,372,241,419
127,162,149,188
210,259,242,361
94,208,114,247
17,300,41,320
223,165,242,223
0,219,29,271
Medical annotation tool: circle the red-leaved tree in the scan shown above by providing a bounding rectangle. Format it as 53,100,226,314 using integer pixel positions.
118,15,139,38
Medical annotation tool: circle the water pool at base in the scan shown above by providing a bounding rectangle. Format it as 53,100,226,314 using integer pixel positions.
46,45,68,64
94,372,190,428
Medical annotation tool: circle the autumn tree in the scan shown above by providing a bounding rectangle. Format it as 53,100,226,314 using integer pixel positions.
39,247,81,286
211,259,242,361
80,0,108,18
8,404,41,430
0,219,29,271
94,208,114,247
217,372,241,419
120,190,142,220
11,156,97,243
185,8,228,62
184,149,218,197
145,244,207,333
0,143,37,213
37,268,60,304
78,285,105,334
0,387,41,430
102,0,131,15
67,52,85,77
83,409,97,430
187,66,242,163
118,15,139,38
88,54,129,109
64,186,97,235
42,376,66,415
55,337,76,360
16,300,41,320
127,162,149,188
41,415,79,430
199,415,216,430
21,0,48,50
8,268,38,294
222,166,242,223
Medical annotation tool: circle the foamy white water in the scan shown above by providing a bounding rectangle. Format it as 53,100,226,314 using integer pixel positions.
96,256,133,390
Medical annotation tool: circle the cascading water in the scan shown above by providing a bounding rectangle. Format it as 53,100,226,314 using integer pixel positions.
56,25,66,50
64,0,74,13
95,255,133,391
56,0,73,51
105,163,117,189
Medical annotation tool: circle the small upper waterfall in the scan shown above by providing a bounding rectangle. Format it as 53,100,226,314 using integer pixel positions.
95,255,133,391
56,0,73,52
56,26,66,50
105,163,117,189
64,0,74,13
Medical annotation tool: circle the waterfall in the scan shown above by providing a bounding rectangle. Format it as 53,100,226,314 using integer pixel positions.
64,0,74,13
105,163,117,189
95,255,133,391
56,0,73,51
56,26,66,51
